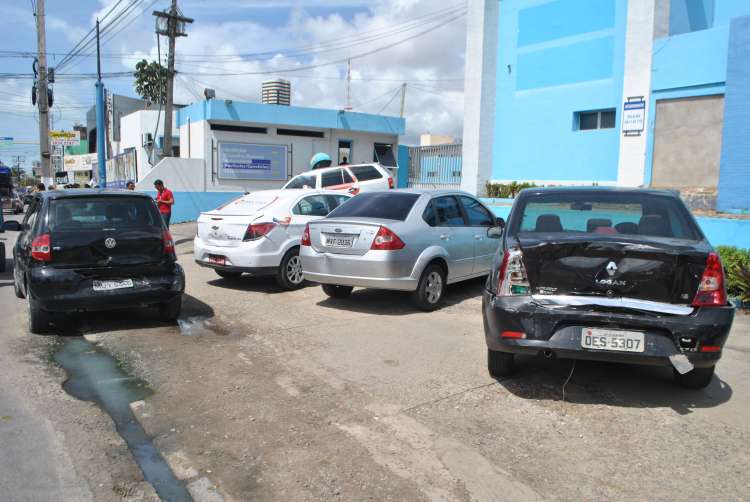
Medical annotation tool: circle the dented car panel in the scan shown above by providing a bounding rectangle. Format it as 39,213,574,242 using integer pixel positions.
483,187,735,380
483,292,733,368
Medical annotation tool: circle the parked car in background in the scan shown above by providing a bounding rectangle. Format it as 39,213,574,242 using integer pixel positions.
282,163,394,195
1,190,24,214
10,189,184,333
300,190,503,310
482,187,735,389
194,189,351,289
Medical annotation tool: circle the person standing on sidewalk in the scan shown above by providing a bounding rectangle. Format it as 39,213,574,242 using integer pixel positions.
154,179,174,228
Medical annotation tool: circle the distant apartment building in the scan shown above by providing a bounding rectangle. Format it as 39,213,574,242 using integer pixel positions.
262,79,291,106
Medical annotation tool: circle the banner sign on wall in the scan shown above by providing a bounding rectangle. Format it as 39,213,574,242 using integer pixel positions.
218,143,287,181
622,99,646,134
50,130,81,147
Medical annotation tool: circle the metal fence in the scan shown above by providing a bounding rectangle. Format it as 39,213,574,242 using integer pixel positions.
407,143,462,190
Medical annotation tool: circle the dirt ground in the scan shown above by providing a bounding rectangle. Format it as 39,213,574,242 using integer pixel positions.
68,222,750,501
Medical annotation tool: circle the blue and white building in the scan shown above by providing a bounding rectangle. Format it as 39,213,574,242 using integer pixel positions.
462,0,750,213
136,99,405,222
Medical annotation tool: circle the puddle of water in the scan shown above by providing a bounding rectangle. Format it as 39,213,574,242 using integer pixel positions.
177,316,237,337
54,337,193,502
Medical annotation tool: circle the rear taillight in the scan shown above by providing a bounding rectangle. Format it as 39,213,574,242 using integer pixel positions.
388,176,394,189
497,248,530,296
371,226,405,250
692,252,727,307
31,234,52,262
301,224,311,246
163,230,175,255
243,223,276,241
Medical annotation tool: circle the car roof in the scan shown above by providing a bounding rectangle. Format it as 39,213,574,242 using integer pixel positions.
517,186,681,198
356,188,474,197
35,188,153,200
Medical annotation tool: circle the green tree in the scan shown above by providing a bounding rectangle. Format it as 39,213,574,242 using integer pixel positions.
133,59,167,106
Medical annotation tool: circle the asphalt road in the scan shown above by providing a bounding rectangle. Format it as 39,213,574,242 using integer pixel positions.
1,217,749,501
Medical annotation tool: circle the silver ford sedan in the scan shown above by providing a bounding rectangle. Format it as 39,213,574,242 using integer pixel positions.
300,190,504,310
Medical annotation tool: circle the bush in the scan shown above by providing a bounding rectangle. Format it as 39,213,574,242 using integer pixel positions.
716,246,750,299
485,181,537,199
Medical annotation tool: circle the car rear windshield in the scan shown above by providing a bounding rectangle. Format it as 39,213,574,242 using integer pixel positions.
284,174,316,189
513,192,702,241
349,165,383,181
49,196,161,231
327,192,419,221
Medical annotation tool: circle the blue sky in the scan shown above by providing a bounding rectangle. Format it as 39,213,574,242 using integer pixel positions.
0,0,466,169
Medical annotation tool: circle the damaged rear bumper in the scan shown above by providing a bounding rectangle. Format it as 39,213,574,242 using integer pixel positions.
482,291,734,368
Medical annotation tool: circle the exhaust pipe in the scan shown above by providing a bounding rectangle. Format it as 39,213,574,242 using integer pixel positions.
542,349,554,359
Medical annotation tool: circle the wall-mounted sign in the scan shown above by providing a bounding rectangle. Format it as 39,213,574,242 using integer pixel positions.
622,99,646,134
50,130,81,147
64,153,97,172
218,142,287,181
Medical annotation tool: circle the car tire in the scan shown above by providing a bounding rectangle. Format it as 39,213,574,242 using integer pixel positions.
276,248,305,290
158,295,182,323
411,263,446,311
488,349,516,377
321,284,354,299
28,298,53,334
14,270,24,299
215,270,242,279
674,365,715,389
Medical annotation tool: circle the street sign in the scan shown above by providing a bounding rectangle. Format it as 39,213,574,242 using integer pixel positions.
50,130,81,147
622,99,646,134
0,137,13,147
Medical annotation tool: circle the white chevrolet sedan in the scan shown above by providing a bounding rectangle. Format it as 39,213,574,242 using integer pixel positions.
194,189,351,289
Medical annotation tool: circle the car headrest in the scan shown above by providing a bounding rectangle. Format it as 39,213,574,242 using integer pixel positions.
614,222,639,235
587,218,612,233
638,214,672,237
535,214,563,232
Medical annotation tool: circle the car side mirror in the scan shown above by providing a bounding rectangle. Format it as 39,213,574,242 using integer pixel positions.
2,221,22,232
487,226,503,239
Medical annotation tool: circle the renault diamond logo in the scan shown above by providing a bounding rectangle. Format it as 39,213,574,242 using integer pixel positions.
211,225,219,230
104,238,117,249
606,261,618,277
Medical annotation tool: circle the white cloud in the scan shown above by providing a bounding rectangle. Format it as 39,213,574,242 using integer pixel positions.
112,0,467,144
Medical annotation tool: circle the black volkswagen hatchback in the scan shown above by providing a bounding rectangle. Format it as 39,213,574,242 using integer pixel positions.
12,189,184,333
483,187,734,389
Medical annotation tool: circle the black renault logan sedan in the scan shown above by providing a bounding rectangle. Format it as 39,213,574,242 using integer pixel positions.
483,187,734,389
12,189,184,333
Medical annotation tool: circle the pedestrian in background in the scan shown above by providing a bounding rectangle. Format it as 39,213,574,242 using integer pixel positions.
154,179,174,228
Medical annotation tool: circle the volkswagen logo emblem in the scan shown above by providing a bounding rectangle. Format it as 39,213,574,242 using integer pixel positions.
104,237,117,249
606,261,618,277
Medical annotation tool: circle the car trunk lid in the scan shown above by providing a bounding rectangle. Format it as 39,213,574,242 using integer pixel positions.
196,192,281,247
308,218,390,256
518,235,708,305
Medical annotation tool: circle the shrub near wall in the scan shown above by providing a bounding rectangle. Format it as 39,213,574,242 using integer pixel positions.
716,246,750,306
485,181,537,198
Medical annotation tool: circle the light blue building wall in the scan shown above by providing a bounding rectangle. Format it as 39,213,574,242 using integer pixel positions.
493,0,627,183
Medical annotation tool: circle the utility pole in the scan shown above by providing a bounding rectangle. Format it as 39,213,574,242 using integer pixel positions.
345,59,352,111
399,83,407,118
34,0,52,185
95,19,107,186
154,1,192,158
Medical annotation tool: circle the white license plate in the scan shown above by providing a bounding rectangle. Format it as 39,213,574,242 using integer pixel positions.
93,279,134,291
324,235,354,248
581,328,645,353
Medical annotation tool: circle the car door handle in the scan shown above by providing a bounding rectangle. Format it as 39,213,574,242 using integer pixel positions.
439,234,450,240
474,235,483,240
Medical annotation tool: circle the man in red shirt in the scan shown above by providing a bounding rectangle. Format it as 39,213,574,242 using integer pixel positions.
154,179,174,228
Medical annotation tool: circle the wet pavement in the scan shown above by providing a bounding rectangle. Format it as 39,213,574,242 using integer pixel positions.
54,337,192,502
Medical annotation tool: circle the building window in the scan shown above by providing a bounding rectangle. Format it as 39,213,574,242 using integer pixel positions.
373,143,397,167
576,109,616,131
338,140,351,165
669,0,714,35
276,128,324,138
